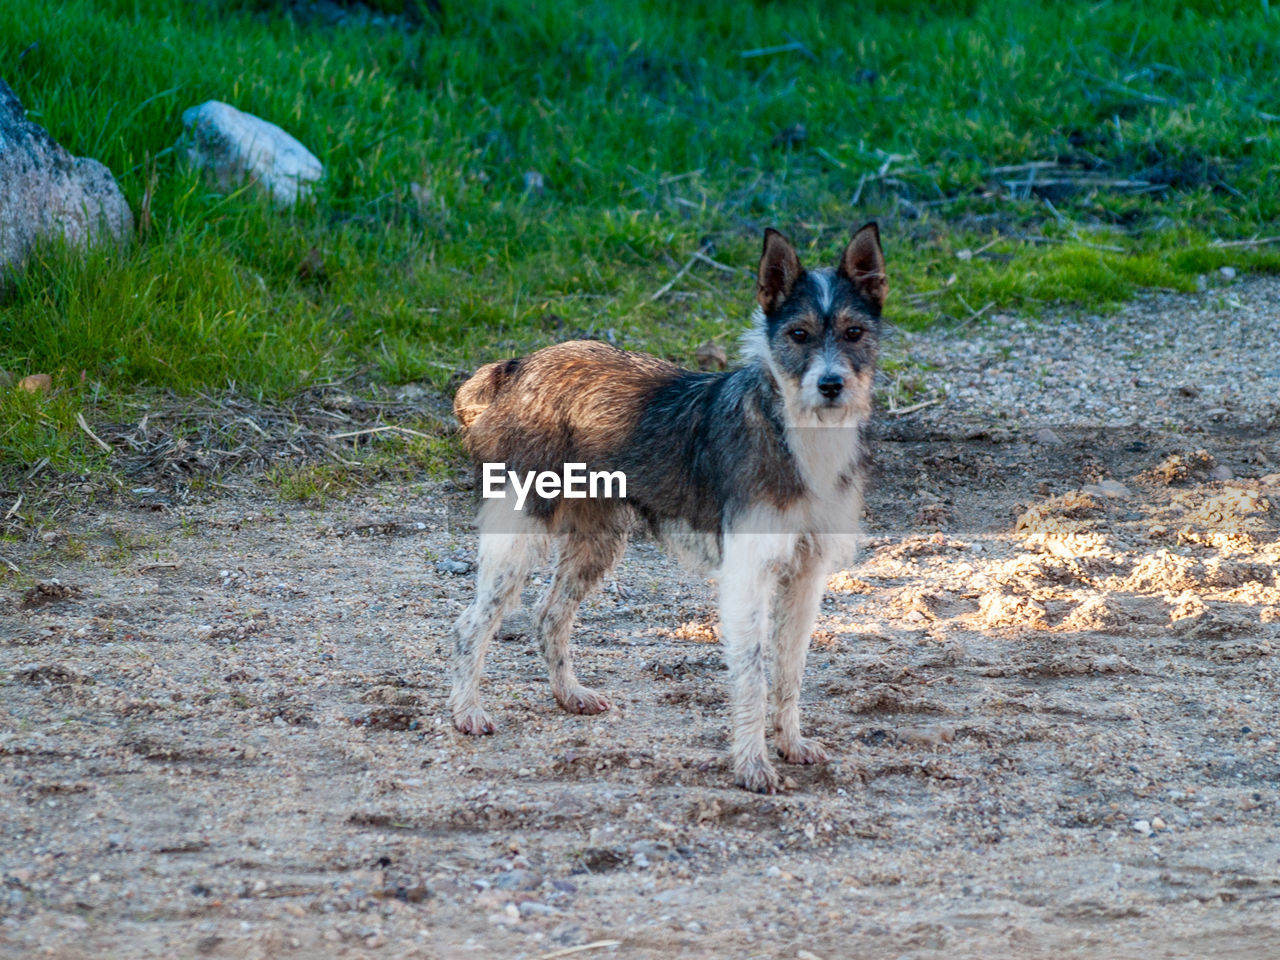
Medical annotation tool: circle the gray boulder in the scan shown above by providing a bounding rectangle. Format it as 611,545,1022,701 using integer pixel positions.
182,101,323,206
0,80,133,271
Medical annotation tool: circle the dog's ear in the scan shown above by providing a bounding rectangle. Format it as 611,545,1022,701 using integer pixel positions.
756,228,804,314
838,222,887,313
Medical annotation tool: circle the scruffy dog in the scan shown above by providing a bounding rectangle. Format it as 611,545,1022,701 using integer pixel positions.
449,224,886,792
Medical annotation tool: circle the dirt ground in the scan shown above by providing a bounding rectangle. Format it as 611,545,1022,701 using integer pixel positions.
3,279,1280,959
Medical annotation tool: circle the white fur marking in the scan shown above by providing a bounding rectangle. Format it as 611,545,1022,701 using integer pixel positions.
811,269,834,313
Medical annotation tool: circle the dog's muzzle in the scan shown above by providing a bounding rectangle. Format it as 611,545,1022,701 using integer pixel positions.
817,373,844,400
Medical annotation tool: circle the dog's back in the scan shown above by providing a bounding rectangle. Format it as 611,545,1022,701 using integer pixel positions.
454,339,681,464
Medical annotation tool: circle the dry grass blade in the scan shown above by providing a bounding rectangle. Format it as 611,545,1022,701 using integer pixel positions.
650,243,713,301
739,40,811,59
1211,236,1280,248
535,941,623,960
691,250,741,274
331,425,438,442
76,413,112,454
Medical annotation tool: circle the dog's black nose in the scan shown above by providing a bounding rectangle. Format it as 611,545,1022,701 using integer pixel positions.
818,374,844,399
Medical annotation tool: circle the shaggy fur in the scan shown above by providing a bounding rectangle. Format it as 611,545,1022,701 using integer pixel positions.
448,224,887,792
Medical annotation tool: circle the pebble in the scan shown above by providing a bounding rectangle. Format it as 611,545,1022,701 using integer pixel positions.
492,869,541,892
1033,428,1063,446
1132,819,1153,836
652,886,689,905
518,901,557,918
1082,480,1131,499
1220,266,1237,279
897,724,956,748
1209,465,1234,481
437,560,472,575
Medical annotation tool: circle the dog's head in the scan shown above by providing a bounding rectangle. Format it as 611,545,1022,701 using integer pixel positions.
747,223,886,420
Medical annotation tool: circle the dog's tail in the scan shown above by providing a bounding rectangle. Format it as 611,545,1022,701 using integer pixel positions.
453,357,522,429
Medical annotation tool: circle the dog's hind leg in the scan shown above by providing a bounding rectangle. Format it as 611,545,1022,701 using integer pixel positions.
534,518,627,715
449,506,544,735
719,532,789,794
772,547,830,765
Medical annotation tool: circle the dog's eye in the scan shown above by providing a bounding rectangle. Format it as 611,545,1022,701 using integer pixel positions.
788,328,809,343
844,326,865,343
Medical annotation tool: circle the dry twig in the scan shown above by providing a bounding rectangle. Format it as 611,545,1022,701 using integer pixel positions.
650,243,713,301
76,413,113,454
887,398,942,417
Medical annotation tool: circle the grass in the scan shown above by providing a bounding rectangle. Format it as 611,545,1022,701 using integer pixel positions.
264,428,462,503
2,0,1280,479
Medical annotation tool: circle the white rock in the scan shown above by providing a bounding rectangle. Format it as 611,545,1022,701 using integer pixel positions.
1132,819,1152,835
0,81,133,270
182,101,322,206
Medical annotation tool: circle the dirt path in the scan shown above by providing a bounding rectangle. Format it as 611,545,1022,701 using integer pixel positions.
3,279,1279,959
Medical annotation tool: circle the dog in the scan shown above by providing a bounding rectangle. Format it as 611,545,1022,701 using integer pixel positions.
448,224,886,792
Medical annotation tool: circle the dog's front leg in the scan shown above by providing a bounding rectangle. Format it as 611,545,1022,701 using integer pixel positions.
719,536,783,793
773,552,830,765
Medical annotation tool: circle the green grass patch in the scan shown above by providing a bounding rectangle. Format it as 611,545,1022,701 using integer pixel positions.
2,0,1279,477
263,427,462,503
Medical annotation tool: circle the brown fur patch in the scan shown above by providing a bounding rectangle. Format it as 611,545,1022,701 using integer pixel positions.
453,359,521,428
458,340,681,464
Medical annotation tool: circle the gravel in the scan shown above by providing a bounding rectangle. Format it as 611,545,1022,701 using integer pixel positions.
893,274,1280,432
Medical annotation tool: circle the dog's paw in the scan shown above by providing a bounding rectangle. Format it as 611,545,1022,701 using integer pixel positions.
734,756,781,794
452,706,496,736
555,686,611,716
778,737,830,765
